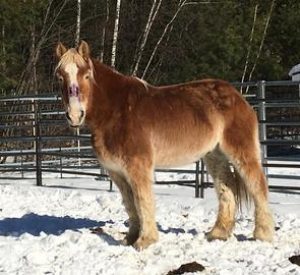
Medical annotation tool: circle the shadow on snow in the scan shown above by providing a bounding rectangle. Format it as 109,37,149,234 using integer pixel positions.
0,213,113,237
0,213,199,246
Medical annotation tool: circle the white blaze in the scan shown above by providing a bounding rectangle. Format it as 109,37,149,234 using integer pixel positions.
64,62,83,125
65,63,79,86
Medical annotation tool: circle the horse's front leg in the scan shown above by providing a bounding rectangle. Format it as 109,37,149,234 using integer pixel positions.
126,161,158,250
108,171,140,245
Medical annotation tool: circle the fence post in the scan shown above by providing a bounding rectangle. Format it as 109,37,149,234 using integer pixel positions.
76,128,81,167
200,160,205,198
257,80,268,176
34,100,42,186
59,146,63,179
195,161,200,198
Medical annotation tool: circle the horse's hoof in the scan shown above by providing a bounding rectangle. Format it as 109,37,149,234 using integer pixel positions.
121,232,139,246
254,225,274,242
132,235,158,251
254,213,274,242
205,227,230,242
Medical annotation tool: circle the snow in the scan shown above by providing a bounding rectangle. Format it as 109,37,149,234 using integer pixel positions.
0,176,299,274
289,63,300,80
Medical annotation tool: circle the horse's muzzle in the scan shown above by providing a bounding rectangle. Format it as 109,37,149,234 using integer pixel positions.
66,109,85,127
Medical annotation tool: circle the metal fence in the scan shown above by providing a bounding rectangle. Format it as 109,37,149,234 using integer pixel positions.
1,80,300,197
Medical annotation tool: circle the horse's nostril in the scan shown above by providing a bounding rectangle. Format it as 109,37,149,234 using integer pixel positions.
80,110,84,119
66,112,71,121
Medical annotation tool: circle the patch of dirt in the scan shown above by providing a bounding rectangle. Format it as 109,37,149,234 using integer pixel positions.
167,261,205,274
289,255,300,266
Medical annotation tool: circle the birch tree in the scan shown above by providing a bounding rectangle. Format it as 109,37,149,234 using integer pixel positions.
75,0,82,47
131,0,163,76
141,0,209,79
111,0,121,67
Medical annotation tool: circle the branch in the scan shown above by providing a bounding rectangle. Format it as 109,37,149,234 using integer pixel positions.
131,0,163,76
245,0,275,93
142,0,187,79
141,0,218,79
16,0,68,93
240,4,258,93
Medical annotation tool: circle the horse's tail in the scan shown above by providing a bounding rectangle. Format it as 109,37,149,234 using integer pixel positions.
232,166,252,212
203,148,252,212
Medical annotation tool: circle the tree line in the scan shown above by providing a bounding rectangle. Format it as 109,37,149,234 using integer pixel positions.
1,0,300,96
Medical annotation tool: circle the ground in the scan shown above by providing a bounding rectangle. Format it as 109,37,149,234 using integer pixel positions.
0,175,299,275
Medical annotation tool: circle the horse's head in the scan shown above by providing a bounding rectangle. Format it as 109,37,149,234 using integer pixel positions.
55,40,94,127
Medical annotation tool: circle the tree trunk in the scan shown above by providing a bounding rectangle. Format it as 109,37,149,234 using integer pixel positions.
75,0,81,47
240,4,258,93
99,0,110,62
1,25,5,75
111,0,122,67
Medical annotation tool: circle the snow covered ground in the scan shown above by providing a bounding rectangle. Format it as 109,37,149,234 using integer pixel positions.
0,175,299,274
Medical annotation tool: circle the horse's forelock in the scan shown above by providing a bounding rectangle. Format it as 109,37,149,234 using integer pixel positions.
56,49,88,72
55,49,95,83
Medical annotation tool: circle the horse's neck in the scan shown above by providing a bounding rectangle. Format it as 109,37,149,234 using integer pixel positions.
92,60,127,93
87,60,128,129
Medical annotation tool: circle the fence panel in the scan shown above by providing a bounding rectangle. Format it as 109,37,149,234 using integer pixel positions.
1,80,300,197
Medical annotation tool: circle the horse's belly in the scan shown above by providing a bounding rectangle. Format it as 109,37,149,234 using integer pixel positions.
155,152,206,168
153,136,219,168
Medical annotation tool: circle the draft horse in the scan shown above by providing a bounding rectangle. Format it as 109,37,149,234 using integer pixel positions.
55,41,274,250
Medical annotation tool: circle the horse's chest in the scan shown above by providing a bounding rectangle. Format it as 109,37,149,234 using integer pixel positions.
91,134,123,172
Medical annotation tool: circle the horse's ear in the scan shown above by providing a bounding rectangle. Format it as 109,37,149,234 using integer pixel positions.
56,42,67,59
78,40,90,60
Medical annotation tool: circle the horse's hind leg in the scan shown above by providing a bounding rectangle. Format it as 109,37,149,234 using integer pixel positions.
232,155,274,241
204,148,237,241
220,128,274,242
108,171,140,245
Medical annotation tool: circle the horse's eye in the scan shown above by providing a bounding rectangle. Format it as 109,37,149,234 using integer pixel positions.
85,74,89,80
58,76,64,83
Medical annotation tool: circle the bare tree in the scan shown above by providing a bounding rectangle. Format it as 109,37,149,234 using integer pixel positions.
111,0,122,67
141,0,209,79
99,0,110,62
131,0,163,76
240,4,258,93
17,0,68,94
75,0,82,47
1,25,5,75
245,0,275,93
29,24,38,94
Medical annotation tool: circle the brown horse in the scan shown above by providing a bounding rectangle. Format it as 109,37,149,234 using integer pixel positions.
55,41,274,250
